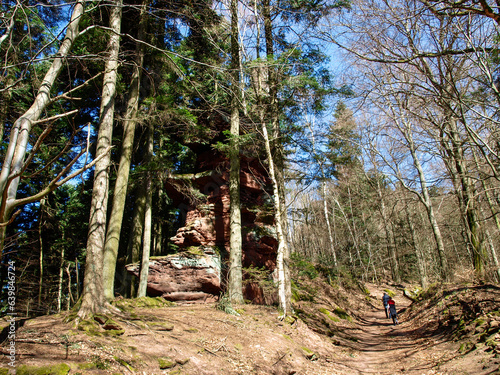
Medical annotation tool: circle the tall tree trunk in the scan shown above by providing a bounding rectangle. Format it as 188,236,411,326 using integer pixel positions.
404,201,428,288
404,124,448,280
0,1,85,252
306,120,338,267
228,0,243,304
57,255,65,312
485,226,500,282
347,186,363,267
103,0,147,301
153,218,162,256
255,83,292,317
57,232,65,313
322,182,338,267
262,0,292,315
66,263,73,311
124,182,147,297
261,117,291,318
38,200,44,308
332,195,356,265
376,179,400,282
138,123,154,297
472,148,500,281
78,0,122,318
439,115,485,278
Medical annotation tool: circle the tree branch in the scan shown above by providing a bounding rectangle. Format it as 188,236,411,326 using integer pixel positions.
12,146,113,209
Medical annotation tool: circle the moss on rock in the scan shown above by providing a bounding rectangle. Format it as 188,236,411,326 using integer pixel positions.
158,357,177,369
113,296,175,311
102,318,123,331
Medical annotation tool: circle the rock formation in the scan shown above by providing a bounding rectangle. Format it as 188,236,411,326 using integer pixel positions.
168,153,277,268
126,248,221,303
127,145,278,303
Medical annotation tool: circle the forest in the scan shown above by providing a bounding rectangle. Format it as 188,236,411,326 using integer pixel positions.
1,0,500,322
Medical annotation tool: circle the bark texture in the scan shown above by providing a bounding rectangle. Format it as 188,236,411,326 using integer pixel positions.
103,0,147,301
79,0,122,318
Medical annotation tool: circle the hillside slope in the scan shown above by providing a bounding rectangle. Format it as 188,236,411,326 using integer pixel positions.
1,279,499,374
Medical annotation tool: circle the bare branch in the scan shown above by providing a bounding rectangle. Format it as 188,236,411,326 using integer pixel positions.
12,146,113,209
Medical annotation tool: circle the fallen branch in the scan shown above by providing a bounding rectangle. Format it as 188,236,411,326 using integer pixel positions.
272,351,289,366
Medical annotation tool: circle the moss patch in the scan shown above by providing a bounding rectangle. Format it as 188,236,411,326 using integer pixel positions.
77,319,101,336
185,246,204,256
102,329,125,336
113,296,175,311
459,341,474,353
319,308,341,322
16,363,71,375
301,346,313,354
176,358,190,365
77,318,124,337
333,307,352,322
158,357,176,369
102,318,123,331
77,363,96,371
148,321,174,331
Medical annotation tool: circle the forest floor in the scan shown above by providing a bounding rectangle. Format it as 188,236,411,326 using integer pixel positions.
0,279,499,374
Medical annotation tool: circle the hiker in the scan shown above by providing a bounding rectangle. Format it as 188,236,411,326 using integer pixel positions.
388,297,398,325
382,292,391,318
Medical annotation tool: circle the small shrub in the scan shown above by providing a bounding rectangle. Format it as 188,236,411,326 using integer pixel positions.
243,265,276,304
216,294,240,316
291,253,318,279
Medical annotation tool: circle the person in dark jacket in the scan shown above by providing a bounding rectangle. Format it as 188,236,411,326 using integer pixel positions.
382,292,391,318
388,297,398,325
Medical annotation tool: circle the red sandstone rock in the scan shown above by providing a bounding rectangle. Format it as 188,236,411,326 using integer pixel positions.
157,150,277,303
126,250,221,303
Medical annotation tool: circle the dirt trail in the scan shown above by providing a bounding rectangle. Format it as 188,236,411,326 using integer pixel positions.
345,297,414,374
337,286,499,375
3,284,499,374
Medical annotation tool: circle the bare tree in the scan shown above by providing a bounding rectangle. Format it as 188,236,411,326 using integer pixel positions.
325,0,499,280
